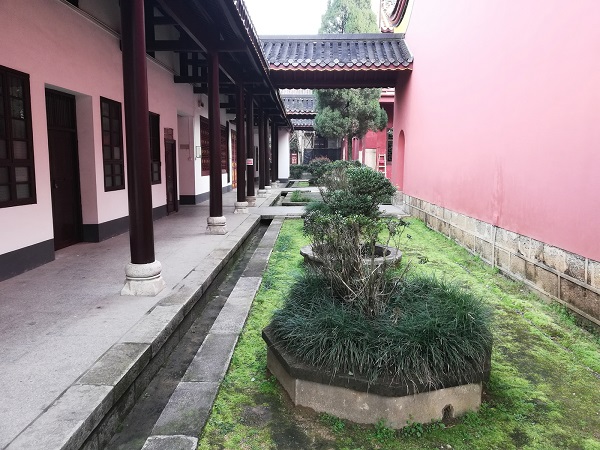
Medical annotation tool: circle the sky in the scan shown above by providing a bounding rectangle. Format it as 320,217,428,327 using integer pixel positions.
243,0,380,36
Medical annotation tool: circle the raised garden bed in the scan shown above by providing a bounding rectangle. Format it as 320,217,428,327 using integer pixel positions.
300,243,402,267
263,326,491,428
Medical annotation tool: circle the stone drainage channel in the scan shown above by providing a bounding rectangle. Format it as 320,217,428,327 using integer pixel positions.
100,218,282,450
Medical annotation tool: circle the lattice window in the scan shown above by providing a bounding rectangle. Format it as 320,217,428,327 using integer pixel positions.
387,128,393,162
220,125,228,173
231,128,237,164
200,117,229,175
101,97,124,191
200,116,210,175
149,112,161,184
0,65,36,207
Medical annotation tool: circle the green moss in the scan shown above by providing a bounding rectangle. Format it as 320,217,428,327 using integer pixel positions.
198,218,600,450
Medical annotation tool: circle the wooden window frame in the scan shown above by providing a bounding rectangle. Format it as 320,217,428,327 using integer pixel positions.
0,65,36,208
199,116,228,176
386,127,393,162
200,116,210,176
149,112,161,184
100,97,125,191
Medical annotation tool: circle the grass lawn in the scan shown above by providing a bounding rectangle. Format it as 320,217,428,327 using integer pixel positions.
291,181,310,188
198,218,600,450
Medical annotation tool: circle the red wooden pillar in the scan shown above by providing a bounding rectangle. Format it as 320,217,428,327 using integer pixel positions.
257,110,266,194
245,93,255,203
263,115,271,188
207,50,227,233
271,121,278,183
234,84,248,213
120,0,165,295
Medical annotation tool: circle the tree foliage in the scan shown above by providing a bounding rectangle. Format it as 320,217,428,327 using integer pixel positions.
319,0,378,34
315,0,388,141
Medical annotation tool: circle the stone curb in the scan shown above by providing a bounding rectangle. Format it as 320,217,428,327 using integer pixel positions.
142,217,284,446
5,215,262,450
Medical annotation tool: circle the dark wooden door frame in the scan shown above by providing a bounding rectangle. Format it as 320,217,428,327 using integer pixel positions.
45,89,82,250
165,138,178,214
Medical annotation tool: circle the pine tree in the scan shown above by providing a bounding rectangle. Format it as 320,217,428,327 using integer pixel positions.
314,0,388,154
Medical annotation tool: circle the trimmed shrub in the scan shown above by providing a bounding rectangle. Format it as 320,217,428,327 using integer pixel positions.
307,157,332,183
316,165,396,219
289,164,308,179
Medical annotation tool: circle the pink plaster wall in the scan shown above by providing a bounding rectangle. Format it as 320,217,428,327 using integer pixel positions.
393,0,600,261
0,0,197,254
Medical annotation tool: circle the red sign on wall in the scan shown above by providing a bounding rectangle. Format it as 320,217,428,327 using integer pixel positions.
246,158,254,165
291,154,298,164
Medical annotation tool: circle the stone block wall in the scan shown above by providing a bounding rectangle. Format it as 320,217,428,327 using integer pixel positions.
399,194,600,328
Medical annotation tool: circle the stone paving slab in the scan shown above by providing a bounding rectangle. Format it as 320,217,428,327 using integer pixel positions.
209,277,262,335
151,382,220,436
182,333,239,382
141,436,197,450
6,385,114,450
76,343,151,401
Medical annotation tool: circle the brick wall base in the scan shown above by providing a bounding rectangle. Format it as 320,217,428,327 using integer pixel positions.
398,193,600,329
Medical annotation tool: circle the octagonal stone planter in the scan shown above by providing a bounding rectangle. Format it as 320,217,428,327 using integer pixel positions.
263,326,491,429
300,244,402,268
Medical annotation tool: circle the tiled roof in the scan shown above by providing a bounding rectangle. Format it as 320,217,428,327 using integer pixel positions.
290,118,315,129
261,34,413,71
282,95,316,114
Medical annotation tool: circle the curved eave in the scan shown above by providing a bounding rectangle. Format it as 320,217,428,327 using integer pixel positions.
269,68,412,89
269,64,413,72
387,0,410,27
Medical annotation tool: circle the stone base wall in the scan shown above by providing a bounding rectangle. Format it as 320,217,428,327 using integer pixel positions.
400,194,600,328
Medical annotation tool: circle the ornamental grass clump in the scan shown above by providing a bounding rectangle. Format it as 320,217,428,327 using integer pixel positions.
269,272,492,386
269,163,493,387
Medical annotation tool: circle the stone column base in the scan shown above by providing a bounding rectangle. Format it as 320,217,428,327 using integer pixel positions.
207,216,227,234
234,201,249,214
271,181,279,188
121,260,166,296
246,196,256,207
257,189,267,197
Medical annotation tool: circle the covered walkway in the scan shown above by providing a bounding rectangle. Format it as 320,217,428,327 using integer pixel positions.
0,189,281,449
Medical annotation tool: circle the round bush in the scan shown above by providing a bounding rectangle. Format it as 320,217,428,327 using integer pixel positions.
269,272,493,387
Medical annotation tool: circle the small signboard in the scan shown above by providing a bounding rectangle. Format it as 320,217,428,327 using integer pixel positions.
246,158,254,165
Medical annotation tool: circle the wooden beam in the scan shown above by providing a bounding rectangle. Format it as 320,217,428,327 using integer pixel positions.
147,39,200,52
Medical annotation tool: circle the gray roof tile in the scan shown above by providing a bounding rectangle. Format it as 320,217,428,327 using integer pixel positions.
282,95,316,114
261,34,413,70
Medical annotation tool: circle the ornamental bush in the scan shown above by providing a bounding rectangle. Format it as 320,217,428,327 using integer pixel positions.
289,164,308,179
317,165,396,219
269,158,492,388
307,157,331,183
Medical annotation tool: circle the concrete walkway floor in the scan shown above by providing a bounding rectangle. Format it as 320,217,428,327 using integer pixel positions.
0,185,407,450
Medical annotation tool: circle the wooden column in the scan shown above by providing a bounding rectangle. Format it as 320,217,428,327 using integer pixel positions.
246,93,255,199
271,122,279,182
207,50,222,218
235,85,246,203
258,110,266,191
264,116,271,187
121,0,154,265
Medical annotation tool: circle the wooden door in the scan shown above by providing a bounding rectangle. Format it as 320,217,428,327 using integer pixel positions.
45,89,82,250
165,139,178,214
